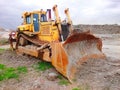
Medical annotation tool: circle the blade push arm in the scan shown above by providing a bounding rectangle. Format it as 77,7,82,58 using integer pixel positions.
64,8,73,33
53,5,64,41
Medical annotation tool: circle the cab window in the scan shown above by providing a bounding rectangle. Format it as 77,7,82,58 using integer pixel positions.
26,16,31,24
40,14,47,22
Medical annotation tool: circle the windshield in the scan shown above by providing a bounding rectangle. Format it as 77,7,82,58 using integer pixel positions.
26,16,31,24
40,14,47,22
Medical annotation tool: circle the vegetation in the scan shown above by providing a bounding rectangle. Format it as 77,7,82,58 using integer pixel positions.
57,74,70,85
72,87,80,90
72,85,90,90
17,66,27,74
0,48,5,53
72,86,89,90
0,64,27,81
0,38,9,45
35,61,53,71
57,74,63,79
58,79,70,85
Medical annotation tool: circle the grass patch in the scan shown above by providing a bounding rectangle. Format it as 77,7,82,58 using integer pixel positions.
0,64,27,81
35,62,53,71
72,85,90,90
72,87,80,90
0,38,9,45
58,79,70,85
0,64,5,69
57,74,70,85
0,48,6,53
57,74,63,79
17,66,27,74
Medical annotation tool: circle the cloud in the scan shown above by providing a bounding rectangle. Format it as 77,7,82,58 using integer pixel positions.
0,0,120,29
72,0,120,25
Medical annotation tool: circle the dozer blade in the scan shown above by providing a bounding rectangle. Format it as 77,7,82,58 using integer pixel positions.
51,33,105,82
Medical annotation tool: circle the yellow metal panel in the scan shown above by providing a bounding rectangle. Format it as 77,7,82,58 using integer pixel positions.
18,24,32,31
40,25,51,35
39,25,59,42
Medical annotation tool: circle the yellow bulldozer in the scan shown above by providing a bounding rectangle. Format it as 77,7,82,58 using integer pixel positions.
9,5,105,82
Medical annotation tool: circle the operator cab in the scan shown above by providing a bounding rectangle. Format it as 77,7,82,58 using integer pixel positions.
20,11,48,32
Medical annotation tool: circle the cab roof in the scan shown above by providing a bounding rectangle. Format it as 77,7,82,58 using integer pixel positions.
22,10,47,17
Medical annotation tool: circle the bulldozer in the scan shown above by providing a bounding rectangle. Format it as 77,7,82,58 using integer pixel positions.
9,5,105,82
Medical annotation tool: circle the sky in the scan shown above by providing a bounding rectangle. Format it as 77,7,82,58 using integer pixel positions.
0,0,120,29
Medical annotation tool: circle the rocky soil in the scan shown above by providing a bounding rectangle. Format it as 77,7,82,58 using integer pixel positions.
0,28,10,39
74,24,120,34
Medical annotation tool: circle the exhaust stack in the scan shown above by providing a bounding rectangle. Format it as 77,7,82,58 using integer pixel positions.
47,9,51,21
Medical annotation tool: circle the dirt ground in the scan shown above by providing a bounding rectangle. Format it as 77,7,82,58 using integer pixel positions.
0,27,120,90
76,34,120,90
